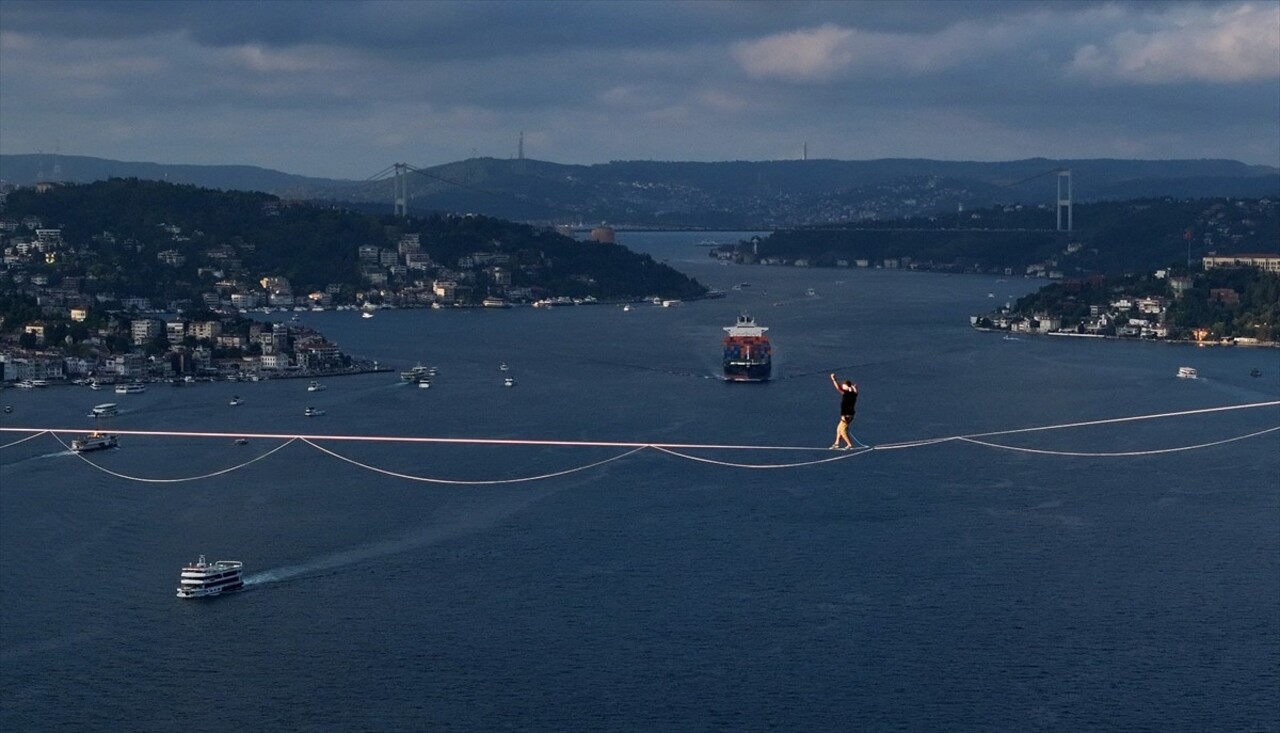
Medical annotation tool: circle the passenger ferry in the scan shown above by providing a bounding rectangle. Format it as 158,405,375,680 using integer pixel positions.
89,403,119,418
115,383,146,394
175,555,244,599
400,365,431,382
1176,367,1199,379
71,432,118,452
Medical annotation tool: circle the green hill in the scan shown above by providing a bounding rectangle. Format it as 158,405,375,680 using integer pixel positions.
0,179,706,315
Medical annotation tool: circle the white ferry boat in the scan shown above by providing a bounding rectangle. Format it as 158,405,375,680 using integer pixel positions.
1177,367,1199,379
304,406,326,417
307,381,325,392
89,403,119,418
115,383,146,394
400,365,431,382
175,555,244,599
71,432,118,452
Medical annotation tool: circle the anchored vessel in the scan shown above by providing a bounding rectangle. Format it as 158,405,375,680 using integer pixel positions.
176,555,244,599
71,432,118,452
722,314,772,382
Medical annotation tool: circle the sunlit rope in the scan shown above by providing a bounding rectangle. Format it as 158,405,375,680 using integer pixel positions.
871,437,959,452
0,427,822,452
2,399,1276,483
301,438,648,485
649,445,872,469
50,433,299,484
956,425,1280,458
0,430,46,449
871,400,1280,451
962,401,1279,439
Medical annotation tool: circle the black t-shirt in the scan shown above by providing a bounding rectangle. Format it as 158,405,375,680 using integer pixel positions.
840,388,858,416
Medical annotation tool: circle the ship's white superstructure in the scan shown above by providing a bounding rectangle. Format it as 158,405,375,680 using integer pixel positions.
175,555,244,598
89,403,119,418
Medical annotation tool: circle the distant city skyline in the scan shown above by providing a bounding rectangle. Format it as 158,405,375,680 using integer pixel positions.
1,0,1277,179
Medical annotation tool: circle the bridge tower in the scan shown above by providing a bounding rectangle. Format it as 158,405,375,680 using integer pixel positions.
1056,169,1073,232
394,163,408,218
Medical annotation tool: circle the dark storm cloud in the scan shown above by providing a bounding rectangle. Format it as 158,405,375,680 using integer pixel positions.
1,1,1276,178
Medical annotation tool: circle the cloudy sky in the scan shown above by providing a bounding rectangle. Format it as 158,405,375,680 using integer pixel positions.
1,0,1277,179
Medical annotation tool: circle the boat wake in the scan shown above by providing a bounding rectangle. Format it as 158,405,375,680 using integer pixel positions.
244,481,575,587
3,449,75,466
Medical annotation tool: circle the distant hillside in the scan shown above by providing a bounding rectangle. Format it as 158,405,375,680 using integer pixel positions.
3,153,1277,228
727,197,1279,278
0,179,706,308
0,154,334,196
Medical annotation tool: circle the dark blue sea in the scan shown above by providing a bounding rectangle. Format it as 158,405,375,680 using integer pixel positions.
2,232,1278,732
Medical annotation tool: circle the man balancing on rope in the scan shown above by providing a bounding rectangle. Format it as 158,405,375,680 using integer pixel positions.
830,373,858,450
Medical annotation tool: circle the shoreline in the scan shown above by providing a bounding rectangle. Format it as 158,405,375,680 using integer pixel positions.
971,326,1278,348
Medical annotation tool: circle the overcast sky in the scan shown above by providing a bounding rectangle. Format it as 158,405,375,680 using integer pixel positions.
1,0,1277,179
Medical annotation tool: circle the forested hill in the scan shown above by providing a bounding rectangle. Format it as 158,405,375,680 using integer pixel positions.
0,179,706,306
736,197,1279,277
4,154,1276,228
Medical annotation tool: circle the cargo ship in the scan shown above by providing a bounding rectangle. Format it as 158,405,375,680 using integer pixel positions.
722,314,772,382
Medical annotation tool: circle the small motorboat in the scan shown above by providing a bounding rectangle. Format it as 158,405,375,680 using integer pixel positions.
1177,367,1198,379
304,407,326,417
229,396,244,406
233,438,249,445
307,381,325,392
503,377,516,388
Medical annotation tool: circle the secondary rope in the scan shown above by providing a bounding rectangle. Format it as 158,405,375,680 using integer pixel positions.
0,430,46,449
301,438,647,485
50,433,299,483
956,425,1280,458
2,399,1276,483
649,445,872,469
